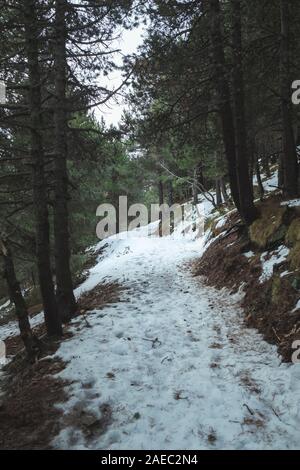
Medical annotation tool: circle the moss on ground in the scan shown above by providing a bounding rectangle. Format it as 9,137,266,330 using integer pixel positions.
288,242,300,270
249,203,288,249
271,275,282,304
285,218,300,246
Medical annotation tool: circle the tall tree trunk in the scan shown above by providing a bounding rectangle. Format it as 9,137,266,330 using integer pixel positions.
193,162,206,205
167,180,174,206
215,178,222,206
255,155,265,200
167,180,174,232
1,239,39,360
192,166,199,206
158,179,164,206
278,150,284,189
220,177,229,203
231,0,258,224
280,0,298,197
262,140,271,177
24,0,62,337
158,176,164,237
215,151,223,206
195,161,205,189
53,0,77,322
207,0,241,214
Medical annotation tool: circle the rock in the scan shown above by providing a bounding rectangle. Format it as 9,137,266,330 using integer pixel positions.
249,202,289,249
288,242,300,270
285,218,300,246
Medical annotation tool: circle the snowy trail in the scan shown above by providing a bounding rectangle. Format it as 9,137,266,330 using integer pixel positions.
53,234,300,450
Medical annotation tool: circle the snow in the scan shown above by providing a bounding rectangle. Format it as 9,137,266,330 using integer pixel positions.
253,171,278,193
51,228,300,450
292,299,300,313
280,270,293,278
259,246,290,284
281,199,300,208
244,251,255,259
0,300,11,325
0,300,10,311
263,173,278,192
215,215,227,230
0,340,6,366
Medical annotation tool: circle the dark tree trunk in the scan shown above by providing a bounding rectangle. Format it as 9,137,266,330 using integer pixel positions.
53,0,77,322
278,150,284,188
231,0,258,225
215,179,222,206
255,155,265,200
193,161,206,205
195,161,205,189
262,148,271,178
24,0,62,337
215,151,223,206
1,239,39,360
158,179,164,206
207,0,241,213
192,166,199,206
167,180,174,206
158,177,164,237
220,178,229,203
280,0,298,197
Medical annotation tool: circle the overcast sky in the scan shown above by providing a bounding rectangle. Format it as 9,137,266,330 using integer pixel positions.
94,26,146,127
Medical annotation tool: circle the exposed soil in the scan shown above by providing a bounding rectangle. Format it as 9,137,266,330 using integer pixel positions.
0,353,68,450
4,322,46,357
78,281,126,313
192,223,300,362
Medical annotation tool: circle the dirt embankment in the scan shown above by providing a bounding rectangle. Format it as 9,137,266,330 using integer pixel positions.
192,198,300,362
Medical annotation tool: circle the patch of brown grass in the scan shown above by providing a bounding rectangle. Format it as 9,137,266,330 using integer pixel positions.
0,355,68,450
209,342,223,350
4,322,47,357
78,281,126,314
207,429,217,444
62,402,112,443
239,372,261,395
242,417,265,429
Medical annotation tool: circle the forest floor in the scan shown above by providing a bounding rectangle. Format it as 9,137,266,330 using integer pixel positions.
1,179,300,449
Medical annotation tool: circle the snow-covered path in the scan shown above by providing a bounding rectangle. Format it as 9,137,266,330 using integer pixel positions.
53,234,300,450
